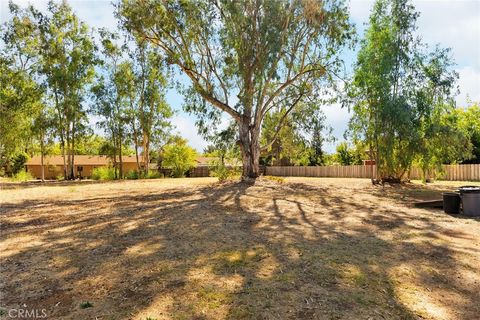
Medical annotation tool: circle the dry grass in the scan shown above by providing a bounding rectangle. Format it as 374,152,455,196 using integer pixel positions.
0,177,479,320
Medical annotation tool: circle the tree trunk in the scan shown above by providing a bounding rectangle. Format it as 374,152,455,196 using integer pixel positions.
238,119,260,180
143,134,150,173
71,122,76,180
119,130,123,179
61,139,66,180
132,121,140,172
40,132,45,182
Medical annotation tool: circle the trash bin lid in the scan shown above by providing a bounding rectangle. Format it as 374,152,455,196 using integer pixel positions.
458,186,480,193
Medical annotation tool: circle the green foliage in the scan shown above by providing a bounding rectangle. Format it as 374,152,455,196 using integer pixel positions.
125,170,140,180
146,170,162,179
11,171,33,182
118,0,354,178
335,142,354,165
334,142,364,165
162,138,197,177
457,102,480,163
125,169,162,180
261,107,333,166
91,167,116,181
203,122,240,167
11,152,29,175
0,10,43,173
209,160,240,182
2,1,97,180
348,0,458,181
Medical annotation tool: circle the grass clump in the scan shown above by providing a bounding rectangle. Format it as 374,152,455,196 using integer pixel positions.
80,301,93,309
91,167,115,180
263,175,285,184
197,286,231,310
11,171,33,182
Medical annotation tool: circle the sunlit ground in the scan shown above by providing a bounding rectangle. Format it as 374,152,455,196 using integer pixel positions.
1,177,479,319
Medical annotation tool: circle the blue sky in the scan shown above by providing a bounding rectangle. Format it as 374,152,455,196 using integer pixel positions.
1,0,479,153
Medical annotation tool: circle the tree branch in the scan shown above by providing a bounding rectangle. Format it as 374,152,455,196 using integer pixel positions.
260,92,304,152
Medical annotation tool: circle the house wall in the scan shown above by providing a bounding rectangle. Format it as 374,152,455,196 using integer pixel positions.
26,162,141,179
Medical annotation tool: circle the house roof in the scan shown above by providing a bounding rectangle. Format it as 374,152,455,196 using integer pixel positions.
26,155,140,166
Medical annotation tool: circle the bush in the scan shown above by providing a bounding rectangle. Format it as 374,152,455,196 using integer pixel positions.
125,170,140,180
11,171,33,182
210,163,241,182
12,152,29,175
163,138,197,177
92,167,115,180
125,170,162,179
146,170,162,179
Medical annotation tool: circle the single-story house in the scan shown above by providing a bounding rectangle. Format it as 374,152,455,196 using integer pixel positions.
25,155,142,179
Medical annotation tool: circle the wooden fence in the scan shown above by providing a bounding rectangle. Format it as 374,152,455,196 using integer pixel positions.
265,164,480,181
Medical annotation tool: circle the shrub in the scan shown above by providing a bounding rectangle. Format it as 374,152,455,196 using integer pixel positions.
146,170,162,179
91,167,115,180
163,138,197,177
210,164,240,182
11,171,33,182
125,170,140,180
12,152,29,175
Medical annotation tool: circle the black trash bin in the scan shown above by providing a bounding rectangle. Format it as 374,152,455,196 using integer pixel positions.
458,186,480,216
443,192,461,214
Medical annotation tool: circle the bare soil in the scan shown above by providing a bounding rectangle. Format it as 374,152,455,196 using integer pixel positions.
1,177,479,320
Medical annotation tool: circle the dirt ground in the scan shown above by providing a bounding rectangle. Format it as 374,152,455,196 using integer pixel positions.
0,177,479,320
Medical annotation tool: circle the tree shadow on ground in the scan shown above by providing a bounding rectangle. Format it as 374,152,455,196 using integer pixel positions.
1,180,479,319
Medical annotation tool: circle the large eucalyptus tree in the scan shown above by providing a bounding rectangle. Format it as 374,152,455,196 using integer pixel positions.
118,0,354,179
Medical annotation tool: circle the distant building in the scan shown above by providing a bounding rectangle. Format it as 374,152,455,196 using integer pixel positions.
25,155,141,179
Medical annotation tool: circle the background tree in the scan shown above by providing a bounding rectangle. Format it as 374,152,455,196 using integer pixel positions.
0,3,44,176
162,138,197,177
203,122,240,166
38,1,96,179
92,30,129,179
31,107,55,181
348,0,458,183
131,42,173,174
457,102,480,164
261,104,332,166
118,0,354,179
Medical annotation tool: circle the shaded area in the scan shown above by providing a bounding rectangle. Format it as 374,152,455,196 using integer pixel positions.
1,178,479,319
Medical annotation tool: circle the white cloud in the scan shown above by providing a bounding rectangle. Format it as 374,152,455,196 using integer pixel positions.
322,103,351,153
414,0,480,68
457,66,480,105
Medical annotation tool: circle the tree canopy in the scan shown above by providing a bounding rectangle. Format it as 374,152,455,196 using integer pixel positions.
118,0,354,179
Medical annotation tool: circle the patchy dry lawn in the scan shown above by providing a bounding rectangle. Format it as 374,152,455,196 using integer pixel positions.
0,177,479,320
